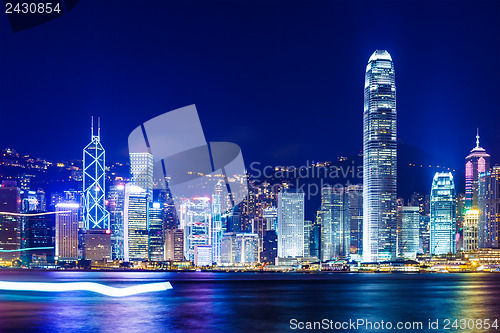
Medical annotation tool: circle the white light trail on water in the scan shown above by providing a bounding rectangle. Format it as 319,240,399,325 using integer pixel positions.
0,281,173,297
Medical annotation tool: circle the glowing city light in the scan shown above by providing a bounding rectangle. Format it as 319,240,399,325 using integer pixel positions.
0,247,54,253
0,281,173,297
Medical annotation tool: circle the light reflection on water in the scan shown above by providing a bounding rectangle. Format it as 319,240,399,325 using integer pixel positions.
0,272,499,332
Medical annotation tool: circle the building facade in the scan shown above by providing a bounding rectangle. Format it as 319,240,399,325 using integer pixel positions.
55,202,79,261
465,130,490,209
478,166,500,248
277,190,305,258
430,173,456,255
363,50,397,262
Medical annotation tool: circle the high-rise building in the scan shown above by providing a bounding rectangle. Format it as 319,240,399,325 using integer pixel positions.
277,189,305,258
36,189,46,212
235,233,259,264
455,193,466,251
148,202,164,261
363,50,397,262
262,206,277,231
179,197,211,262
130,152,154,199
465,130,490,209
463,209,479,252
83,117,109,230
303,220,312,257
320,186,343,261
23,213,55,265
346,184,363,255
221,232,237,264
211,193,223,264
479,166,500,248
55,202,79,261
194,244,213,267
83,229,112,262
261,230,277,264
108,184,126,260
401,207,420,258
0,186,21,263
165,229,184,261
124,185,149,261
430,173,456,255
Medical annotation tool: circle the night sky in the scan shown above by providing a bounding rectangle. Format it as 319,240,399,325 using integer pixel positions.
1,0,499,174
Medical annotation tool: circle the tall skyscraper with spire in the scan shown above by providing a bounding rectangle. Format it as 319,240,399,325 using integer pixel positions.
83,117,109,230
363,50,397,262
465,129,490,209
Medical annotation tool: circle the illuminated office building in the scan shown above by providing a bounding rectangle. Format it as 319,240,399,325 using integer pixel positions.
277,189,305,258
83,229,112,261
55,202,79,261
430,173,456,255
130,152,154,199
235,233,259,264
463,209,479,252
23,213,55,265
401,207,420,258
212,193,223,264
124,185,149,261
194,244,212,267
465,130,490,209
303,220,312,257
165,229,184,261
346,184,363,255
0,186,21,263
261,230,277,264
479,166,500,248
83,117,109,230
221,232,237,264
363,50,397,262
263,207,277,231
108,184,126,260
148,202,164,261
179,197,211,262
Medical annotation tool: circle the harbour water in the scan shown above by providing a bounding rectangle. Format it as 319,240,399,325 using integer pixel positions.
0,271,499,332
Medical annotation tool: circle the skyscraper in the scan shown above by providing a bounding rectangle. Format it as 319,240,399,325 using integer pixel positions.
55,202,79,261
130,152,154,199
211,192,223,264
148,202,164,261
401,206,420,258
165,228,184,261
108,184,126,260
463,209,479,252
430,173,456,255
124,184,149,261
83,117,109,230
0,186,21,263
478,166,500,248
465,130,490,209
179,197,211,262
320,186,344,261
346,184,363,256
363,50,397,262
277,189,305,258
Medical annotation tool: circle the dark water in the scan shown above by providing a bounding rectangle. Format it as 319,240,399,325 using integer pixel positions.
0,271,500,332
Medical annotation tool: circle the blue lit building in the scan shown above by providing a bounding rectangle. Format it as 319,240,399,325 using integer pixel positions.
363,50,397,262
430,173,456,255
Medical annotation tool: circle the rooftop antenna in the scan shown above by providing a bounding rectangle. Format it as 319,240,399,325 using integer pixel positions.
476,128,480,148
91,116,94,138
98,117,101,139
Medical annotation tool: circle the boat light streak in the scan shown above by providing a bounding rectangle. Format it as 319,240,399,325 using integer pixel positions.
0,281,173,297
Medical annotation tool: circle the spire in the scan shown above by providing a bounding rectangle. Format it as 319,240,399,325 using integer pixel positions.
476,128,480,148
